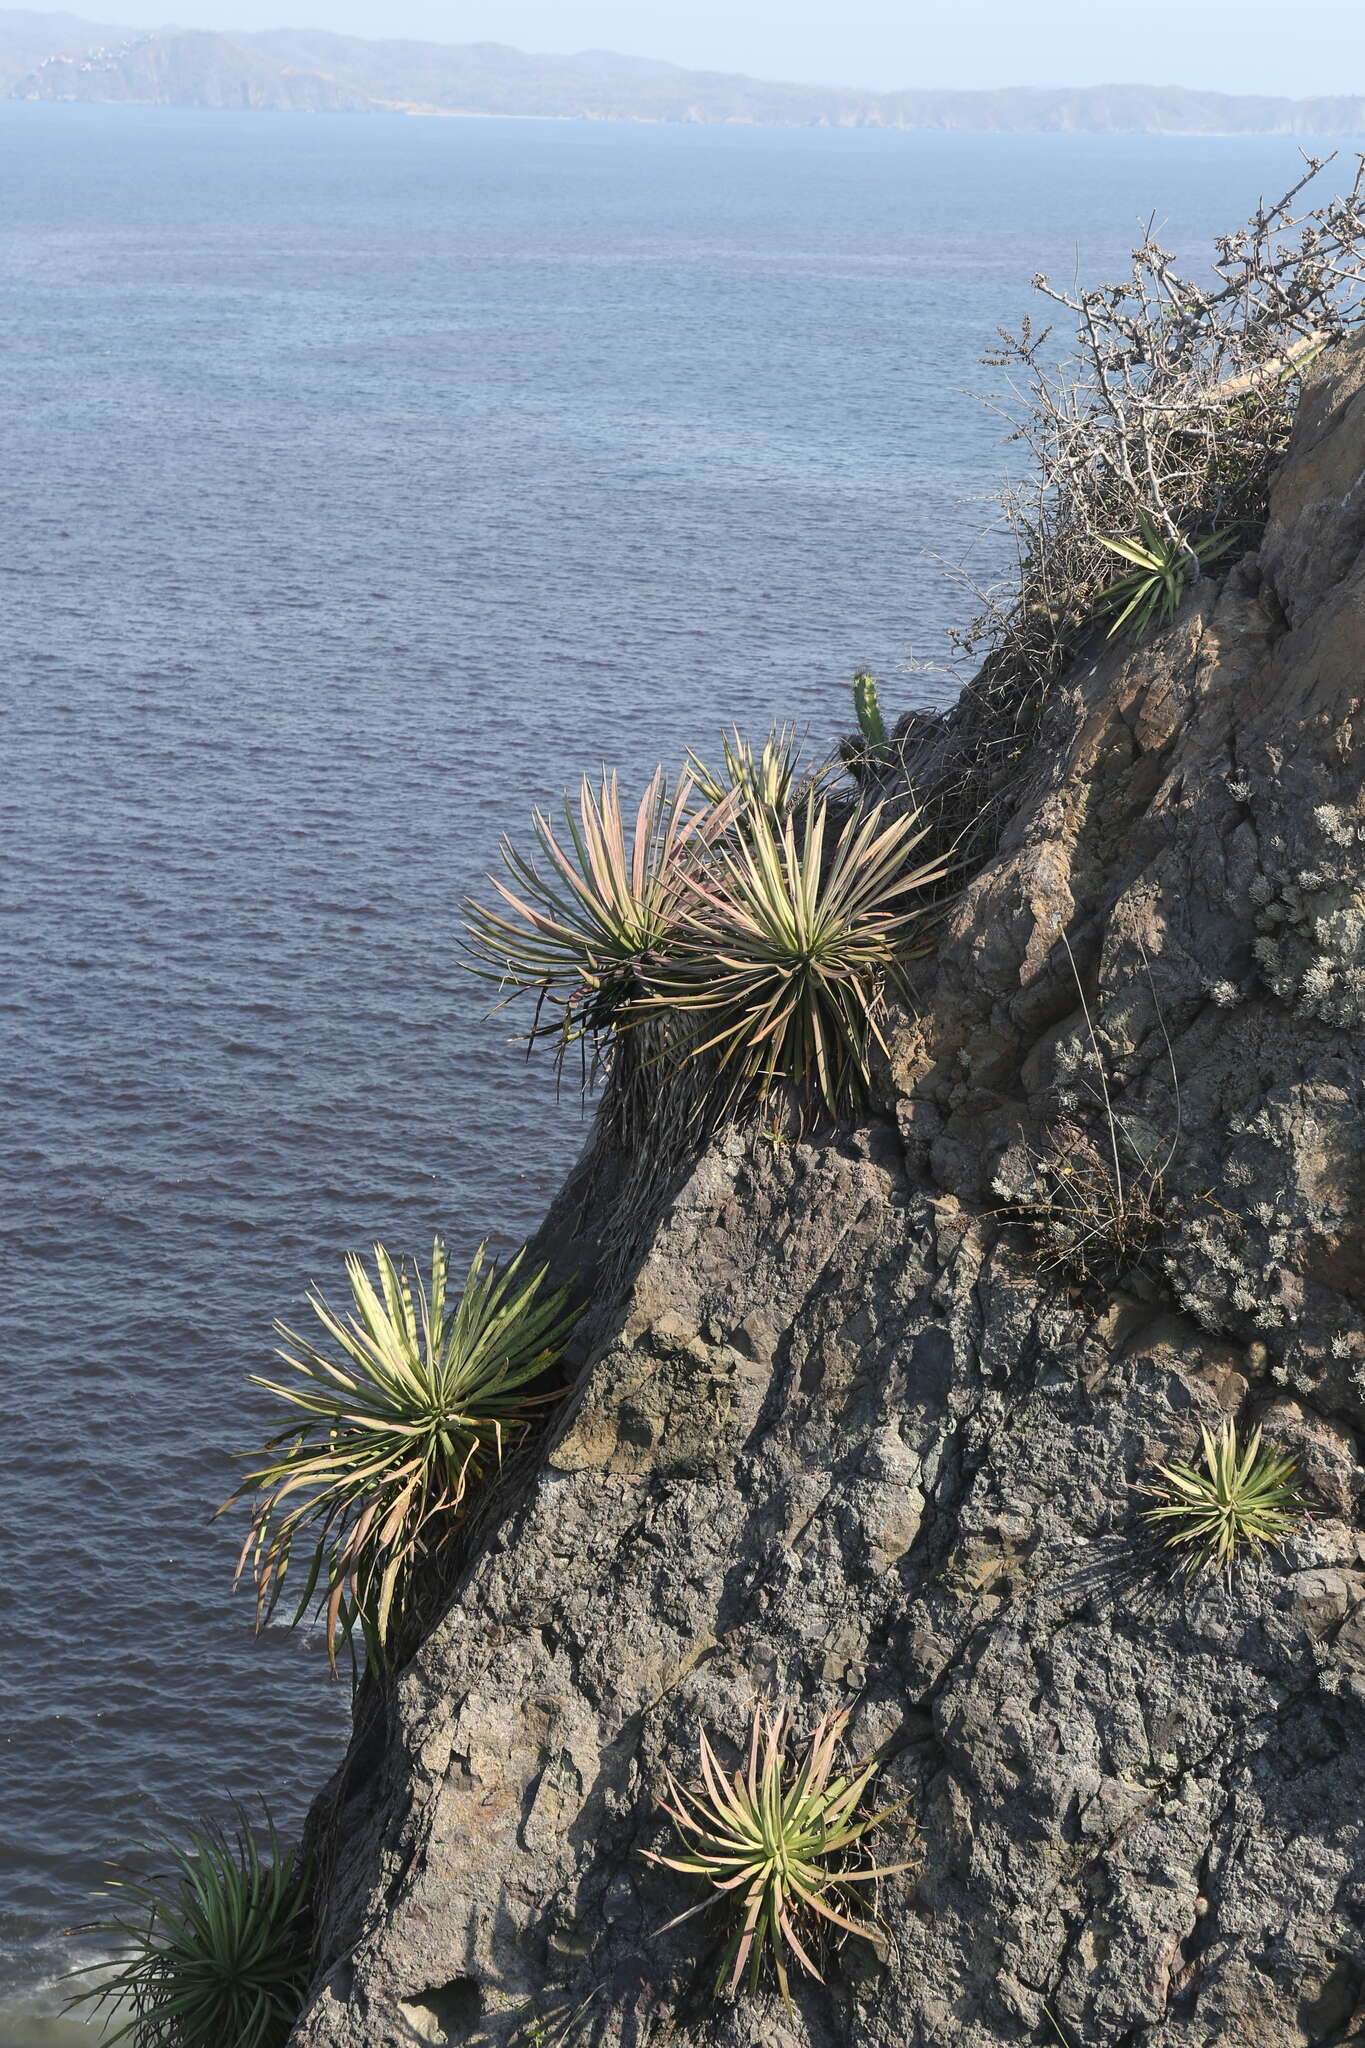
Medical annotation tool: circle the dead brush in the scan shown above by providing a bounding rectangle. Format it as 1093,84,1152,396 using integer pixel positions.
1005,1113,1168,1293
998,939,1180,1294
928,154,1365,873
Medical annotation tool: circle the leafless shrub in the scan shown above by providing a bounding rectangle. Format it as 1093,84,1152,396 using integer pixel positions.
938,154,1365,861
1004,1113,1168,1293
997,940,1182,1294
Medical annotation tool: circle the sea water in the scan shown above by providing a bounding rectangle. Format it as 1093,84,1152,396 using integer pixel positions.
0,105,1353,2034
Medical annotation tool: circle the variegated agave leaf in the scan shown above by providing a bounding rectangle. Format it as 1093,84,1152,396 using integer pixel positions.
1141,1415,1307,1578
227,1238,579,1667
643,1705,915,2009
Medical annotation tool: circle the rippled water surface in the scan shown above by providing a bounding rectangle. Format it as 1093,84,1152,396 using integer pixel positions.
0,105,1346,2033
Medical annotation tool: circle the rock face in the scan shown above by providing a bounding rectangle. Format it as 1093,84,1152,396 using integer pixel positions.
293,343,1365,2047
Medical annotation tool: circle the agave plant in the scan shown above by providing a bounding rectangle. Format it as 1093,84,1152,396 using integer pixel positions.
650,788,949,1118
686,724,819,821
230,1238,578,1667
644,1706,913,2008
67,1809,310,2048
463,768,723,1074
1142,1416,1307,1578
1097,513,1236,638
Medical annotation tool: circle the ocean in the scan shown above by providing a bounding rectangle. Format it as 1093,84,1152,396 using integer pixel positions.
0,103,1354,2038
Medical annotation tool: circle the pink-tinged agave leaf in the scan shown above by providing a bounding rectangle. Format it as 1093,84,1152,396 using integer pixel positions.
642,1702,916,2010
644,785,951,1120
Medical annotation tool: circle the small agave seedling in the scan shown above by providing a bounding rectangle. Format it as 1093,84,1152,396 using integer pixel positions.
644,1705,914,2009
1142,1415,1308,1578
66,1809,311,2048
1097,513,1236,638
686,723,817,822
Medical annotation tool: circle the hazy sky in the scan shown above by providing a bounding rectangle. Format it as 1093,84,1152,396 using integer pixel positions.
104,0,1365,97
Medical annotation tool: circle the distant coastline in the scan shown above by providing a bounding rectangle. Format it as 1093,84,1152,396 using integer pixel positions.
3,13,1365,132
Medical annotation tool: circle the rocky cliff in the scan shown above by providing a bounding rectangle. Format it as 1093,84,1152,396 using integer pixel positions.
12,31,374,110
291,339,1365,2048
7,17,1365,133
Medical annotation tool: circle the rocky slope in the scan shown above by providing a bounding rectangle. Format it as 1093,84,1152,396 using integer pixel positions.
12,30,374,110
291,340,1365,2047
0,6,122,91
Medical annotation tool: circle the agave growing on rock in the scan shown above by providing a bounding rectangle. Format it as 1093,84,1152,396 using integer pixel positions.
464,747,953,1131
67,1808,311,2048
1097,513,1236,638
644,1706,914,2008
649,786,950,1119
1142,1415,1308,1578
462,767,726,1081
229,1238,578,1667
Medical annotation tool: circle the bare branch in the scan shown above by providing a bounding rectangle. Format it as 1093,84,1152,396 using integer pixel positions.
936,152,1365,873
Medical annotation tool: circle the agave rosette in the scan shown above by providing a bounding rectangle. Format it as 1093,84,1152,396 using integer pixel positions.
648,788,949,1117
645,1707,913,2007
230,1238,578,1666
1098,513,1236,638
463,767,728,1069
686,723,828,822
67,1809,310,2048
1142,1415,1307,1578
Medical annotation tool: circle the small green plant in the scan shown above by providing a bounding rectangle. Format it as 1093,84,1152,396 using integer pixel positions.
1097,514,1236,638
230,1238,578,1667
67,1809,310,2048
1142,1416,1308,1578
644,1706,913,2009
650,787,948,1119
852,671,888,747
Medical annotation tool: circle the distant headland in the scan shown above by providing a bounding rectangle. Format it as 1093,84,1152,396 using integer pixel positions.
3,8,1365,129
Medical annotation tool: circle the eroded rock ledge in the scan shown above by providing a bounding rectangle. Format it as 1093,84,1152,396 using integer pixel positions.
293,340,1365,2048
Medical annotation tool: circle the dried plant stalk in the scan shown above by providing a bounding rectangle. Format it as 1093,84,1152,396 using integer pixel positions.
934,154,1365,860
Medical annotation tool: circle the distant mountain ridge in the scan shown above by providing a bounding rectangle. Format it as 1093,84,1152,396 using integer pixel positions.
16,27,372,106
4,8,1365,130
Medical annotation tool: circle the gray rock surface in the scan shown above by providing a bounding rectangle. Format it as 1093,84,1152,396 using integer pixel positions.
292,340,1365,2048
